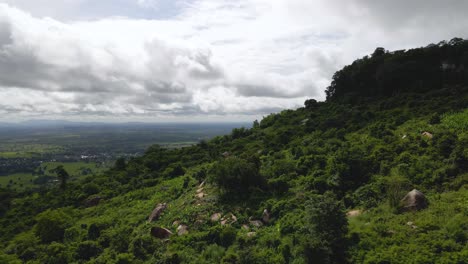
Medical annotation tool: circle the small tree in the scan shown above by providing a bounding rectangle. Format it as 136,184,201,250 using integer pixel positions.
304,192,348,264
209,157,264,195
114,157,126,170
35,209,71,243
52,165,69,190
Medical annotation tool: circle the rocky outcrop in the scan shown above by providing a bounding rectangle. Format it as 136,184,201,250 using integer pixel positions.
177,225,189,236
422,131,433,139
346,209,362,217
262,209,270,224
150,227,172,239
148,203,167,222
401,189,428,211
84,196,102,207
210,213,222,222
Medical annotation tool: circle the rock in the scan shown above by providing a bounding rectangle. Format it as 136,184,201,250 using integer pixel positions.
148,203,167,222
84,196,102,207
262,209,270,224
211,213,221,222
401,189,428,211
247,232,256,237
198,181,205,188
150,227,172,239
346,209,362,217
249,220,263,228
230,213,237,223
172,220,180,227
422,131,433,139
406,221,418,229
177,225,189,236
220,219,228,226
222,151,230,157
242,224,250,231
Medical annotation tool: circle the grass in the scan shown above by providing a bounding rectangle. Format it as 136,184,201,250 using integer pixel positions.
0,144,64,158
0,173,36,190
40,161,109,178
0,162,111,190
441,108,468,131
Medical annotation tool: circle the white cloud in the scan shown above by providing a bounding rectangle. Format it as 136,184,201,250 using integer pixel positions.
0,0,467,122
137,0,159,9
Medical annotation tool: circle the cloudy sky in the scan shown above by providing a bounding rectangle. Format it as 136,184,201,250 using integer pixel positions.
0,0,467,122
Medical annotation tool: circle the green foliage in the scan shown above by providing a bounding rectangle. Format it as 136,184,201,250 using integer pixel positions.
35,209,72,243
76,240,102,260
304,192,349,264
51,165,70,189
209,157,264,195
441,108,468,131
385,175,411,210
326,38,468,100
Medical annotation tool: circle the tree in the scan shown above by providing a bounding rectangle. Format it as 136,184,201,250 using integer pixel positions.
304,192,348,264
304,99,318,110
114,157,126,170
372,47,386,57
35,209,71,243
52,165,69,190
209,157,264,195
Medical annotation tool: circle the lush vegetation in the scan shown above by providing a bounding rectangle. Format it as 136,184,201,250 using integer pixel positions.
0,39,467,263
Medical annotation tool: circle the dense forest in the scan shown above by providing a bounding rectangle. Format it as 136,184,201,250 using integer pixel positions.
0,39,467,263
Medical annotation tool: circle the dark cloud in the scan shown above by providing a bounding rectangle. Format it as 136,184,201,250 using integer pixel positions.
349,0,468,29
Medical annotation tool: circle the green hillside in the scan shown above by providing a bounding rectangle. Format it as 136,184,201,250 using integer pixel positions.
0,39,467,264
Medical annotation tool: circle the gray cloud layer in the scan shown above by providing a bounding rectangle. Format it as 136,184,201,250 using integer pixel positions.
0,1,467,121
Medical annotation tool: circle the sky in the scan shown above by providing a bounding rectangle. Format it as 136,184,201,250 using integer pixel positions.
0,0,467,122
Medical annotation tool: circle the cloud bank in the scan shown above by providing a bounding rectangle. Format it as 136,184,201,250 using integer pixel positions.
0,0,467,121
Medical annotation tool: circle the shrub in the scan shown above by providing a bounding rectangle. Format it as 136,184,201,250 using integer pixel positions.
35,209,72,243
209,157,265,195
75,240,102,260
304,192,348,264
385,175,411,210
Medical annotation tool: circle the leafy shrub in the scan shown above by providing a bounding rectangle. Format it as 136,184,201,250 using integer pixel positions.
209,157,265,195
304,192,348,264
75,240,102,260
201,244,225,262
385,175,411,210
35,209,72,243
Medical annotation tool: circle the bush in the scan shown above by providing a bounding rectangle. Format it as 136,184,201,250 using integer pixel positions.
202,244,226,262
385,175,411,210
304,192,348,264
209,157,265,195
75,240,102,260
35,209,72,243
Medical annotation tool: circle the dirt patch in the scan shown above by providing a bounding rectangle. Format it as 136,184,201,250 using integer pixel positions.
346,209,362,217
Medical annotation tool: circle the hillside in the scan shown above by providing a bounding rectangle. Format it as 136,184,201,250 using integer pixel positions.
1,39,467,264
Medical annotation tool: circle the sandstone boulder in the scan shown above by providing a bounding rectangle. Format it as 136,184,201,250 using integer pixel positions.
148,203,167,222
401,189,428,211
150,227,172,239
